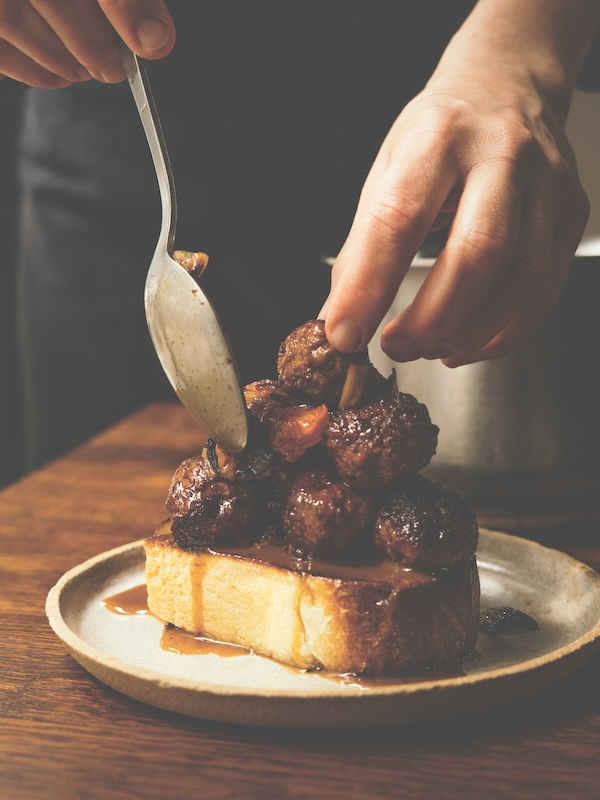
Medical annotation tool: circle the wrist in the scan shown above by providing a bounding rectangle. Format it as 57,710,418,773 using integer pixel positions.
433,0,600,124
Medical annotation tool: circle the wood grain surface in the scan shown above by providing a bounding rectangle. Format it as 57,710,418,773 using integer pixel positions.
1,402,599,800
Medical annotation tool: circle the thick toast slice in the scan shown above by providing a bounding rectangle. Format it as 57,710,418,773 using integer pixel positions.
144,521,480,675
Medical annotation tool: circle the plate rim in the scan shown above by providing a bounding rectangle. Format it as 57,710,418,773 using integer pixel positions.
46,528,600,704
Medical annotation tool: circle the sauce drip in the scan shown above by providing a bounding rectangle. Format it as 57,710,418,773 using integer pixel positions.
102,584,251,658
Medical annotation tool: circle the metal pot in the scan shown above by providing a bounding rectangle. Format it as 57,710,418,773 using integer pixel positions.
368,253,600,506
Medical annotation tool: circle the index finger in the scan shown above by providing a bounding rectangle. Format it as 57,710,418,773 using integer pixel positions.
322,132,458,354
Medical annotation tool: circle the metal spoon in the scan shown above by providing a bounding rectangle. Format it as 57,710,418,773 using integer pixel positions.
119,42,247,452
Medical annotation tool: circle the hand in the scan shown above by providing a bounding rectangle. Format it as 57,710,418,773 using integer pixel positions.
320,5,595,367
0,0,175,88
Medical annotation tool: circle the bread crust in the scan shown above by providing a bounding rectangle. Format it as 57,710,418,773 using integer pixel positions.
144,521,480,675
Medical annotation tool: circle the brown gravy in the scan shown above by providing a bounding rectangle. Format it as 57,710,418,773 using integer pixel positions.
161,625,252,657
150,529,433,587
102,584,149,616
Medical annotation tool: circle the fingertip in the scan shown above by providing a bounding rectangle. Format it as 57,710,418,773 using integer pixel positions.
134,17,175,58
442,360,463,369
442,355,476,368
96,60,126,83
327,317,364,353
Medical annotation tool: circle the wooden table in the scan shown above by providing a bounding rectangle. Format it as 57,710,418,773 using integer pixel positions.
1,403,599,800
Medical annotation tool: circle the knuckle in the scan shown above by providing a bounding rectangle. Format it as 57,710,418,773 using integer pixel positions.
416,103,465,137
79,39,119,71
412,318,454,350
367,193,429,248
545,151,572,193
455,225,511,271
498,116,537,158
483,116,538,170
346,282,386,316
334,266,390,321
510,127,538,163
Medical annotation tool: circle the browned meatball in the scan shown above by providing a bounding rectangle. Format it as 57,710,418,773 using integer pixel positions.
323,390,439,488
282,468,373,555
277,319,386,408
166,454,264,550
373,475,479,570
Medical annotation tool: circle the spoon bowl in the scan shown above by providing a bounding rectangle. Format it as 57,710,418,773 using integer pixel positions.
119,43,247,452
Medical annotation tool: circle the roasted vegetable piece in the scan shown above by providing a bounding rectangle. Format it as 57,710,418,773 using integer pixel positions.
173,249,209,280
245,379,328,462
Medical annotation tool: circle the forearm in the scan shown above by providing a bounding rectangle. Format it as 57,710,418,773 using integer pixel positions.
430,0,600,123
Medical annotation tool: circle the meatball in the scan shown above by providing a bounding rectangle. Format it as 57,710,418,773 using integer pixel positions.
166,453,264,550
277,319,386,408
323,390,439,488
282,468,373,555
373,475,479,570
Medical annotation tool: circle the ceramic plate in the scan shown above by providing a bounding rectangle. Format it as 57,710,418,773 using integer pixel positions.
46,529,600,729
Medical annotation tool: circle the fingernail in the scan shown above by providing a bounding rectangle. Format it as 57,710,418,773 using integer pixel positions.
136,17,171,52
329,317,363,352
389,337,422,362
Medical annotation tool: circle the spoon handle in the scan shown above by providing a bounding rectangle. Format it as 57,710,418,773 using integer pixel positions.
118,40,177,253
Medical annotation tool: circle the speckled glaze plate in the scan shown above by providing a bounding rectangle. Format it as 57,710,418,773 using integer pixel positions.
46,529,600,729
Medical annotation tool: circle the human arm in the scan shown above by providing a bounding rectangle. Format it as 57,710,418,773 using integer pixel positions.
320,0,600,367
0,0,175,88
